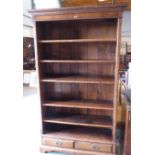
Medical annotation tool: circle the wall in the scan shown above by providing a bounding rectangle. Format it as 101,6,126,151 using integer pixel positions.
121,11,131,55
23,0,33,37
34,0,60,9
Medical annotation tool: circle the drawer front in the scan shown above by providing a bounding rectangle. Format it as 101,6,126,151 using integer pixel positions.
42,138,74,148
75,141,112,153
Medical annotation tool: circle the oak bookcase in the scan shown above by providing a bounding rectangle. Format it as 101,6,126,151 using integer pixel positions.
29,4,125,155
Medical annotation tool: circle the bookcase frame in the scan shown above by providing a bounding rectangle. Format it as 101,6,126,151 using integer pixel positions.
29,4,125,155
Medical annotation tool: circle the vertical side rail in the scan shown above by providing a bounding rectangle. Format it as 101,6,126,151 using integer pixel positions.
112,15,122,153
33,21,44,134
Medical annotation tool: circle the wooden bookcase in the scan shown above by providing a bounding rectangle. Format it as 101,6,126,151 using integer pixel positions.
29,5,125,155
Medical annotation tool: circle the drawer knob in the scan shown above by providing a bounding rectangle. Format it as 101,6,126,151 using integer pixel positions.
92,144,100,151
56,141,63,147
73,15,78,19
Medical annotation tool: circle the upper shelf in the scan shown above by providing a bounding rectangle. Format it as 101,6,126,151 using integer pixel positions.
40,59,115,64
39,39,117,44
41,75,114,84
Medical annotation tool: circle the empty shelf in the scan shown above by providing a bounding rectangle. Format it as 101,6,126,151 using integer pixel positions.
43,100,113,110
41,75,114,84
44,115,113,129
40,59,115,63
39,39,116,43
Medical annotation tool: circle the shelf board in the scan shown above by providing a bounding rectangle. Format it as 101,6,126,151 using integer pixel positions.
40,59,115,64
43,100,113,110
39,39,116,43
41,75,114,84
43,127,113,144
41,146,115,155
44,115,113,129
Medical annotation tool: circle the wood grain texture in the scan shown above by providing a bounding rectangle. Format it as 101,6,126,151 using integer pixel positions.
40,59,115,63
43,100,113,110
39,39,116,43
29,4,126,22
29,4,125,155
40,145,115,155
123,104,131,155
60,0,130,10
41,75,115,84
43,128,113,143
44,115,113,129
112,17,122,147
75,141,112,153
42,138,74,148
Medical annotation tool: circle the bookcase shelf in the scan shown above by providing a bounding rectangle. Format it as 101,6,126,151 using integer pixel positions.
41,75,114,84
40,59,115,64
43,100,113,110
39,39,116,44
44,115,113,129
29,4,125,155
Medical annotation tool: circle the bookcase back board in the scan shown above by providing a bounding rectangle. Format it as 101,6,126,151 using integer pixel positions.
29,4,125,155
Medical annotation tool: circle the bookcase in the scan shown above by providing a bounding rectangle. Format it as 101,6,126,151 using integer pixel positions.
29,5,125,155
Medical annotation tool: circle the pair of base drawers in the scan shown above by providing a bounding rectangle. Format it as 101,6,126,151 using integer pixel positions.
42,138,112,153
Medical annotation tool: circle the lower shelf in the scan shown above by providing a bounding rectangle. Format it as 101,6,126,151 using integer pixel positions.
44,115,113,129
40,145,115,155
43,128,113,144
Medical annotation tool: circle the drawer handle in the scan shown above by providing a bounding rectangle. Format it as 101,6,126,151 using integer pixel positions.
73,15,78,19
55,141,63,147
92,144,100,151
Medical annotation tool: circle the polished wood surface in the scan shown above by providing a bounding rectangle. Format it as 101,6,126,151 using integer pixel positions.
40,59,115,63
29,4,125,21
42,138,74,148
44,114,113,129
43,128,113,143
41,75,114,84
29,5,125,154
39,38,116,43
123,104,131,155
43,100,113,110
40,146,115,155
75,141,112,153
112,16,122,152
60,0,131,10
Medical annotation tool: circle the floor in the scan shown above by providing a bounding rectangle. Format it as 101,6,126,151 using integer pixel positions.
23,86,122,155
23,86,68,155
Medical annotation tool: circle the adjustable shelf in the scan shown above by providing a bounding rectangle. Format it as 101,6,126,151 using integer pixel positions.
39,39,116,44
43,100,113,110
40,59,115,64
44,115,113,129
41,75,114,84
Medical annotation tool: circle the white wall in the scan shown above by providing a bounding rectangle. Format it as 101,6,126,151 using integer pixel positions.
34,0,60,9
23,0,33,37
122,11,131,38
121,11,131,55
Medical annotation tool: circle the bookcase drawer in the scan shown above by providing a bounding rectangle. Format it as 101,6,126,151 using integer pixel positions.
75,141,112,153
42,138,74,148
